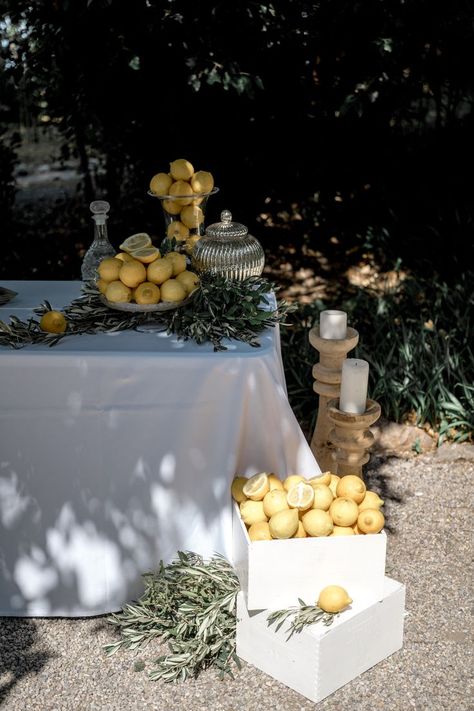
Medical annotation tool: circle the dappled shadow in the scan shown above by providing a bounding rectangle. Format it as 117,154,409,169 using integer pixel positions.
0,617,53,706
364,456,405,535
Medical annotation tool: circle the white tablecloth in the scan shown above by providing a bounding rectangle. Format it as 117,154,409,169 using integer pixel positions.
0,281,319,616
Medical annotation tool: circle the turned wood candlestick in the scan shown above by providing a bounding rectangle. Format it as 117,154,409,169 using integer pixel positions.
327,398,381,478
309,326,359,471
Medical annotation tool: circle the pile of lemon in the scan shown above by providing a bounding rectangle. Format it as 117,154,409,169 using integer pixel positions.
97,233,199,305
149,158,215,252
231,472,385,541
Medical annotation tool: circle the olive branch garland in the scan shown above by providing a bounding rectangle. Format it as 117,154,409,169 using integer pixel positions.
0,274,295,351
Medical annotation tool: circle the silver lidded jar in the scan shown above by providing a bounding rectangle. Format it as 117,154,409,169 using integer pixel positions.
191,209,265,280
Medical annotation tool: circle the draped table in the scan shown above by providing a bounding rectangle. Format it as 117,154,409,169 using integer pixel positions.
0,281,320,616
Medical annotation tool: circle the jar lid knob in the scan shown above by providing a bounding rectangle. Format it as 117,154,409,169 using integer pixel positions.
221,210,232,223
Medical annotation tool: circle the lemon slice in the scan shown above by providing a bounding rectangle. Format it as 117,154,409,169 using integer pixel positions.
242,473,269,501
129,246,160,264
119,232,152,253
286,482,315,511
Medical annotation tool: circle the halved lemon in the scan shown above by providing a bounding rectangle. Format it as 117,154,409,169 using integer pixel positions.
242,473,269,501
119,233,152,253
129,246,160,264
286,482,315,511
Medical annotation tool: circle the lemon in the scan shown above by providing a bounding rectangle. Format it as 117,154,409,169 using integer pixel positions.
97,278,109,295
176,270,200,295
164,251,187,276
98,257,122,282
134,282,160,305
336,475,367,504
248,521,272,541
185,235,201,254
286,482,315,511
329,474,340,497
242,473,269,501
115,252,137,263
163,199,182,215
231,477,248,503
283,475,305,492
147,258,173,285
181,204,204,229
269,509,299,539
105,280,132,303
317,585,352,613
307,471,331,487
331,526,355,536
170,158,194,181
353,524,362,534
149,172,172,196
160,279,187,303
357,508,385,534
240,500,267,526
263,489,289,518
301,509,333,537
358,491,384,511
268,474,284,491
293,521,307,538
129,247,160,264
311,484,334,511
191,170,214,194
329,497,359,527
169,179,194,205
167,221,190,241
119,233,152,253
119,260,147,288
39,310,67,334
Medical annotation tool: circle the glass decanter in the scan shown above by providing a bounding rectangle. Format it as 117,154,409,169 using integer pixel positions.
81,200,115,282
191,209,265,281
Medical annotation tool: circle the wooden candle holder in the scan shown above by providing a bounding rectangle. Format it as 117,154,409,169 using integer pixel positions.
327,398,381,478
309,326,359,471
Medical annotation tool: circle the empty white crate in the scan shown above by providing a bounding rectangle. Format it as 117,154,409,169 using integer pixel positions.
236,576,405,704
232,502,387,610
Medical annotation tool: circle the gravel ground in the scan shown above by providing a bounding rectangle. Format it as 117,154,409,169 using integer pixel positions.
1,446,473,711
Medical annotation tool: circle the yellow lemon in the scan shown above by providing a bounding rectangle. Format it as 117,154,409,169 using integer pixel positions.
268,474,284,491
39,310,67,334
301,509,333,537
286,482,315,511
134,282,160,305
242,473,269,501
357,509,385,534
269,509,299,539
353,524,362,534
170,158,194,181
231,477,248,504
359,491,384,511
329,474,340,497
240,500,267,526
97,278,109,295
149,172,172,196
185,235,201,254
97,257,122,282
164,251,187,276
167,220,190,241
147,258,173,285
163,199,182,215
115,252,137,263
119,260,147,288
329,497,359,527
191,170,214,194
169,179,194,205
263,489,289,518
311,484,334,511
176,270,200,295
283,475,305,492
129,247,160,264
119,233,152,253
293,521,307,538
105,280,132,303
160,279,187,303
330,526,355,536
317,585,352,613
307,471,332,487
336,475,367,504
248,521,272,541
181,204,204,229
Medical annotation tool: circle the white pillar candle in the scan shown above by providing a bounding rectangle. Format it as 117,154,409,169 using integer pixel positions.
320,310,347,339
339,359,369,414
